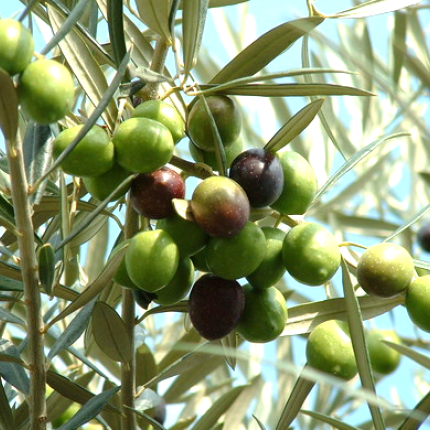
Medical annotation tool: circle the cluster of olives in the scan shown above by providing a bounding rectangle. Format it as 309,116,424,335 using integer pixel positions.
0,19,74,125
99,93,347,345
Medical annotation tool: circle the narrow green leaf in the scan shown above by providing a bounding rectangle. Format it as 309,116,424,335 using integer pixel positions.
0,69,18,144
253,415,268,430
46,243,127,327
210,17,324,84
399,391,430,430
392,11,407,86
276,369,316,430
383,341,430,370
325,0,423,19
198,83,375,97
47,4,118,130
135,342,158,387
22,124,54,205
313,132,409,203
0,353,28,367
0,307,25,325
56,385,120,430
384,203,430,243
107,0,127,66
0,192,19,238
264,99,324,152
92,301,132,363
182,0,210,78
300,410,360,429
283,295,403,336
125,405,166,430
192,385,246,430
341,259,386,430
0,340,30,394
41,0,92,55
47,299,97,361
0,378,15,430
136,0,173,44
38,243,56,295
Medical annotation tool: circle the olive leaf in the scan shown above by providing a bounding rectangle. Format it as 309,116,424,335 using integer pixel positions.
264,98,325,152
92,301,132,363
0,378,15,430
210,17,324,84
107,0,127,66
135,0,173,44
0,340,30,395
0,69,18,144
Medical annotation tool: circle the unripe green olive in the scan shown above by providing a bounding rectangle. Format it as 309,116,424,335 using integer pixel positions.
306,320,357,380
125,230,179,292
246,226,287,289
282,222,341,286
205,222,266,280
132,99,185,144
0,19,34,76
187,95,242,152
53,125,114,177
357,243,414,298
113,117,174,173
366,329,401,375
270,150,317,215
405,275,430,333
236,284,287,343
18,59,75,124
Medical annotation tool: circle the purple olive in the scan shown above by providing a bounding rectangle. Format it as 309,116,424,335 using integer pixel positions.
418,223,430,252
229,148,284,207
188,274,245,340
130,167,185,219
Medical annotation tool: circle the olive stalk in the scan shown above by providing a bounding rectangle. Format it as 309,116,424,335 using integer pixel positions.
120,204,139,430
6,137,46,430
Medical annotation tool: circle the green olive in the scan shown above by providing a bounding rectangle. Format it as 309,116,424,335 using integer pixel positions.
357,243,414,298
125,230,179,292
53,125,114,177
132,99,185,144
236,285,287,343
366,329,401,375
205,222,266,280
306,320,357,380
18,59,74,124
282,222,341,286
0,19,34,76
246,226,287,289
405,275,430,333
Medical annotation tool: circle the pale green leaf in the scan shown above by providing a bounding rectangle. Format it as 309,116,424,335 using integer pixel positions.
264,99,324,152
325,0,423,19
210,17,324,84
192,385,246,430
182,0,210,78
198,83,374,97
399,391,430,430
47,4,118,130
0,69,18,143
135,0,173,44
300,410,360,429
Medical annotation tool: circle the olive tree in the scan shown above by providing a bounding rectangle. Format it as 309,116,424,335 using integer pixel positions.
0,1,430,429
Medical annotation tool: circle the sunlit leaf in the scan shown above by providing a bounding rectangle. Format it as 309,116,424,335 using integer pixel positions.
182,0,210,78
264,99,324,152
210,17,324,83
198,83,374,97
324,0,423,19
135,0,173,44
0,69,18,144
300,410,360,429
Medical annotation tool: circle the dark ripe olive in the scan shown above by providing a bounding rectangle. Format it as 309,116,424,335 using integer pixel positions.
188,274,245,340
132,289,157,310
417,223,430,252
130,167,185,219
229,148,284,207
190,176,250,238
